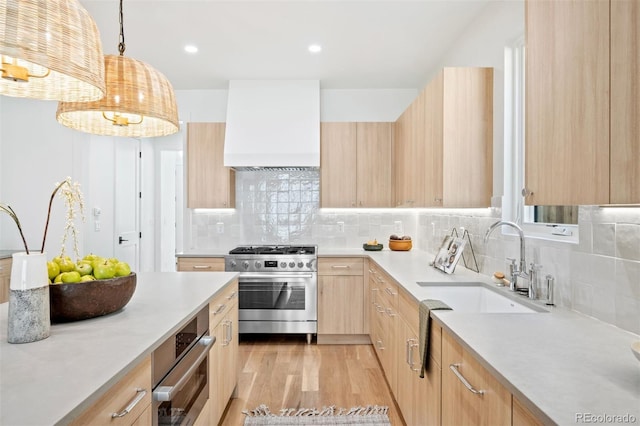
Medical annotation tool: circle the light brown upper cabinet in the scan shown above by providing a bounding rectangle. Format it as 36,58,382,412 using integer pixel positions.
610,0,640,204
394,91,426,207
320,122,393,208
395,67,493,208
187,123,236,208
525,0,639,205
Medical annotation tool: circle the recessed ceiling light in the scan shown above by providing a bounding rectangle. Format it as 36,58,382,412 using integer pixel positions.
184,45,198,54
308,44,322,53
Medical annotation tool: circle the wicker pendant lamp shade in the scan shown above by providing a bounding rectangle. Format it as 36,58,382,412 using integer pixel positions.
0,0,105,101
56,0,179,138
56,54,179,137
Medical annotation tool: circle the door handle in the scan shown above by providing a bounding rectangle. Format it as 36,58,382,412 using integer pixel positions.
118,236,129,244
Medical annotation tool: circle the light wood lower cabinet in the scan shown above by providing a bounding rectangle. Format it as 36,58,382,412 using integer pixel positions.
209,281,239,425
513,397,544,426
317,257,367,343
193,399,211,426
177,257,225,272
368,261,399,396
442,330,511,426
69,356,152,426
0,258,11,304
396,291,442,426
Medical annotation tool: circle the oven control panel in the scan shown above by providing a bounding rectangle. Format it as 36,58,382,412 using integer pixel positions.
225,255,316,272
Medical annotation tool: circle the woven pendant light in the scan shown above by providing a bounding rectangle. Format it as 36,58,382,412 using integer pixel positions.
56,0,178,138
0,0,105,101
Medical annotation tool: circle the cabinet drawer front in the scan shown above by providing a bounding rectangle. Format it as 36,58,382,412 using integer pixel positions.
70,356,152,426
399,289,442,367
210,280,238,330
318,257,364,276
177,257,225,272
374,271,398,308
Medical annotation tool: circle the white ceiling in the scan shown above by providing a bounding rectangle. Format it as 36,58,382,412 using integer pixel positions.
79,0,492,91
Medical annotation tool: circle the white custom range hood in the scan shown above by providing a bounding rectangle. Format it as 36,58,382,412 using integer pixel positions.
223,80,320,169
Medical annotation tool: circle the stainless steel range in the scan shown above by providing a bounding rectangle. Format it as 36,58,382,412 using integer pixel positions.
225,245,317,343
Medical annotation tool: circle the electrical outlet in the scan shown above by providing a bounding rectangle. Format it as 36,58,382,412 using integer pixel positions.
394,221,403,233
337,221,344,233
216,222,224,234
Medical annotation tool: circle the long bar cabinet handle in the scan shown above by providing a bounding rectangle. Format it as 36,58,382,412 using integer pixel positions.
408,339,419,372
192,265,212,270
449,363,485,395
227,291,237,300
111,388,147,418
384,287,397,296
213,304,226,315
331,265,351,269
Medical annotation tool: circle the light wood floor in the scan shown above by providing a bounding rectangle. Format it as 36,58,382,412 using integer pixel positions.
220,335,405,425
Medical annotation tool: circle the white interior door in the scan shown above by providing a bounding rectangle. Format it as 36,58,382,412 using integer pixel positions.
160,151,177,271
114,138,140,270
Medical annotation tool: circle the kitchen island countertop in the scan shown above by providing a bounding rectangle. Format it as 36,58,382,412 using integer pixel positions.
0,271,238,426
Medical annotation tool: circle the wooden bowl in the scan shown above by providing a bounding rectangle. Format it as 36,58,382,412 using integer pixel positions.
49,273,136,323
389,239,412,251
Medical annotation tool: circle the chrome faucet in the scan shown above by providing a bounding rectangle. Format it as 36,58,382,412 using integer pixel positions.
484,220,539,299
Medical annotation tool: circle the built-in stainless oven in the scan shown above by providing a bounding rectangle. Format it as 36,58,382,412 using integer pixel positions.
225,245,317,343
152,306,214,426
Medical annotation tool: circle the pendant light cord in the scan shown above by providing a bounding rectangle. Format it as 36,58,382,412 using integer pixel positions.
118,0,126,56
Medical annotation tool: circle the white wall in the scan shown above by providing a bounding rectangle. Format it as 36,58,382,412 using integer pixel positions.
0,97,87,256
320,89,417,122
174,88,418,124
0,97,156,272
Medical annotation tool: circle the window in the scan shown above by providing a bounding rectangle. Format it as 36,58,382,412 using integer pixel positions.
503,37,579,242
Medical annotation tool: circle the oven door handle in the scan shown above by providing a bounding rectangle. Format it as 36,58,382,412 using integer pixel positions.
239,273,315,280
152,336,215,402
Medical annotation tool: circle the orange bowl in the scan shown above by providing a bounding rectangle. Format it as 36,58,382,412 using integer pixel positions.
388,239,412,251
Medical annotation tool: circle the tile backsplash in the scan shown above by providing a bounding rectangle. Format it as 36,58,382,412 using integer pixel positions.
188,171,640,334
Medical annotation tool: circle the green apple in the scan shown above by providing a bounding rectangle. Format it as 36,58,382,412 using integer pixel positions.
80,274,96,282
53,274,63,284
54,256,75,273
47,261,60,280
74,262,93,276
114,261,131,277
93,261,116,280
60,271,82,283
83,254,99,262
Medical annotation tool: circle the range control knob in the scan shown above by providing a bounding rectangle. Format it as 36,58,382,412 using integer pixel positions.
289,261,295,268
305,259,315,268
242,261,249,269
254,261,262,269
280,261,287,268
297,262,304,268
230,260,237,268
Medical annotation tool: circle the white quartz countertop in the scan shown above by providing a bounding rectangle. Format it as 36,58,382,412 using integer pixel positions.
0,271,239,426
175,247,640,423
325,248,640,425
